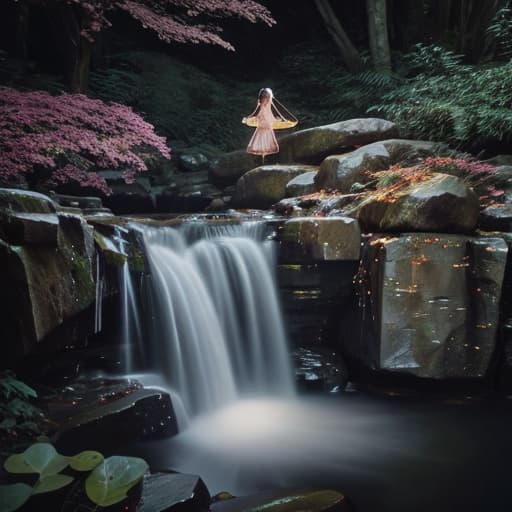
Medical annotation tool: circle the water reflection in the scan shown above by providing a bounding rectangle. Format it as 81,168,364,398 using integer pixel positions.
129,393,512,511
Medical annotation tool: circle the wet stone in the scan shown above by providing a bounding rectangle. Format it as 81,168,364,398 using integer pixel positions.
346,233,508,379
480,204,512,232
277,217,361,262
293,347,349,393
0,211,59,245
210,488,351,512
51,379,178,454
277,262,358,347
139,472,210,512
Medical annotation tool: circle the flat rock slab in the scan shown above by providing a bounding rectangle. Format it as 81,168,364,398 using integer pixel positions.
234,165,316,209
139,472,210,512
211,489,351,512
279,118,398,164
53,383,178,454
0,187,56,213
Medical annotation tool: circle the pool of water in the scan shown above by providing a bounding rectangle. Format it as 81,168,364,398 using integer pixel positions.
127,391,512,512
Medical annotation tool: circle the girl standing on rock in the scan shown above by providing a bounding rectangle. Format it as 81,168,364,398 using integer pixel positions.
242,88,298,159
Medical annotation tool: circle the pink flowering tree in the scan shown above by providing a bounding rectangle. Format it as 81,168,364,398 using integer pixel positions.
11,0,275,91
0,86,170,195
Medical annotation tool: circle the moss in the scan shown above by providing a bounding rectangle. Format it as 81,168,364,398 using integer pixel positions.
128,250,145,273
59,238,95,309
0,189,55,214
93,231,127,267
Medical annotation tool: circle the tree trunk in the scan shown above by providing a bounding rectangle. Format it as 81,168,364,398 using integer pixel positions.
71,35,92,92
430,0,453,41
366,0,392,72
394,0,427,50
15,1,30,60
313,0,364,71
58,5,91,92
456,0,499,61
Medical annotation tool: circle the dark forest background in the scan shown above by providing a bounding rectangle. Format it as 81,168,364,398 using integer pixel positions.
1,0,512,158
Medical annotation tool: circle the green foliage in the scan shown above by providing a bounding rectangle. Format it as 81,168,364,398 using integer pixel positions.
69,451,104,472
0,483,32,512
89,51,254,152
400,43,469,76
275,41,398,127
0,372,45,455
0,50,65,94
0,442,148,511
4,442,69,477
369,44,512,149
487,1,512,60
85,456,148,507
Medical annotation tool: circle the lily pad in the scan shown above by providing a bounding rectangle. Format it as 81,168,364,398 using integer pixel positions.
4,443,69,477
85,456,148,507
33,474,74,494
70,451,104,472
0,483,33,512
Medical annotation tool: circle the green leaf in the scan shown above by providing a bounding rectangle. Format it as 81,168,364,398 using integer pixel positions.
4,443,70,477
70,451,104,471
32,474,74,495
9,379,37,399
0,418,16,430
0,483,33,512
85,456,148,507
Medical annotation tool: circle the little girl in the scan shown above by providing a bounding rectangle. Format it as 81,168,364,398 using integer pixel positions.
242,88,297,158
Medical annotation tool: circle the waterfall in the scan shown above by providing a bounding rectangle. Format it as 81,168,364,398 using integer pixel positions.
140,221,295,418
119,257,143,374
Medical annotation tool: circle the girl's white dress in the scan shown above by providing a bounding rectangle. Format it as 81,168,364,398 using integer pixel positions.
246,101,279,156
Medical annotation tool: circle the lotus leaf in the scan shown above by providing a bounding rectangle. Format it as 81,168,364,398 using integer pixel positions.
32,474,74,494
0,483,32,512
4,443,69,476
85,456,148,507
70,451,104,471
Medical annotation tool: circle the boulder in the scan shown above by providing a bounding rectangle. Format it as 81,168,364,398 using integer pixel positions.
177,149,210,173
285,170,319,197
315,139,441,192
0,187,56,214
0,188,59,245
53,383,178,454
345,233,508,379
355,173,480,233
139,472,210,512
278,118,399,164
0,197,96,362
277,217,361,261
99,171,155,214
233,165,313,209
1,211,59,246
484,155,512,166
211,489,351,512
210,150,275,187
480,204,512,232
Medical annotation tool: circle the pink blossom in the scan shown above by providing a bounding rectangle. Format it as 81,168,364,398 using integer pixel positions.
27,0,274,49
0,87,170,195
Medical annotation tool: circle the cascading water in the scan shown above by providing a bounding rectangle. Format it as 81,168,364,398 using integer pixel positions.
140,221,295,418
